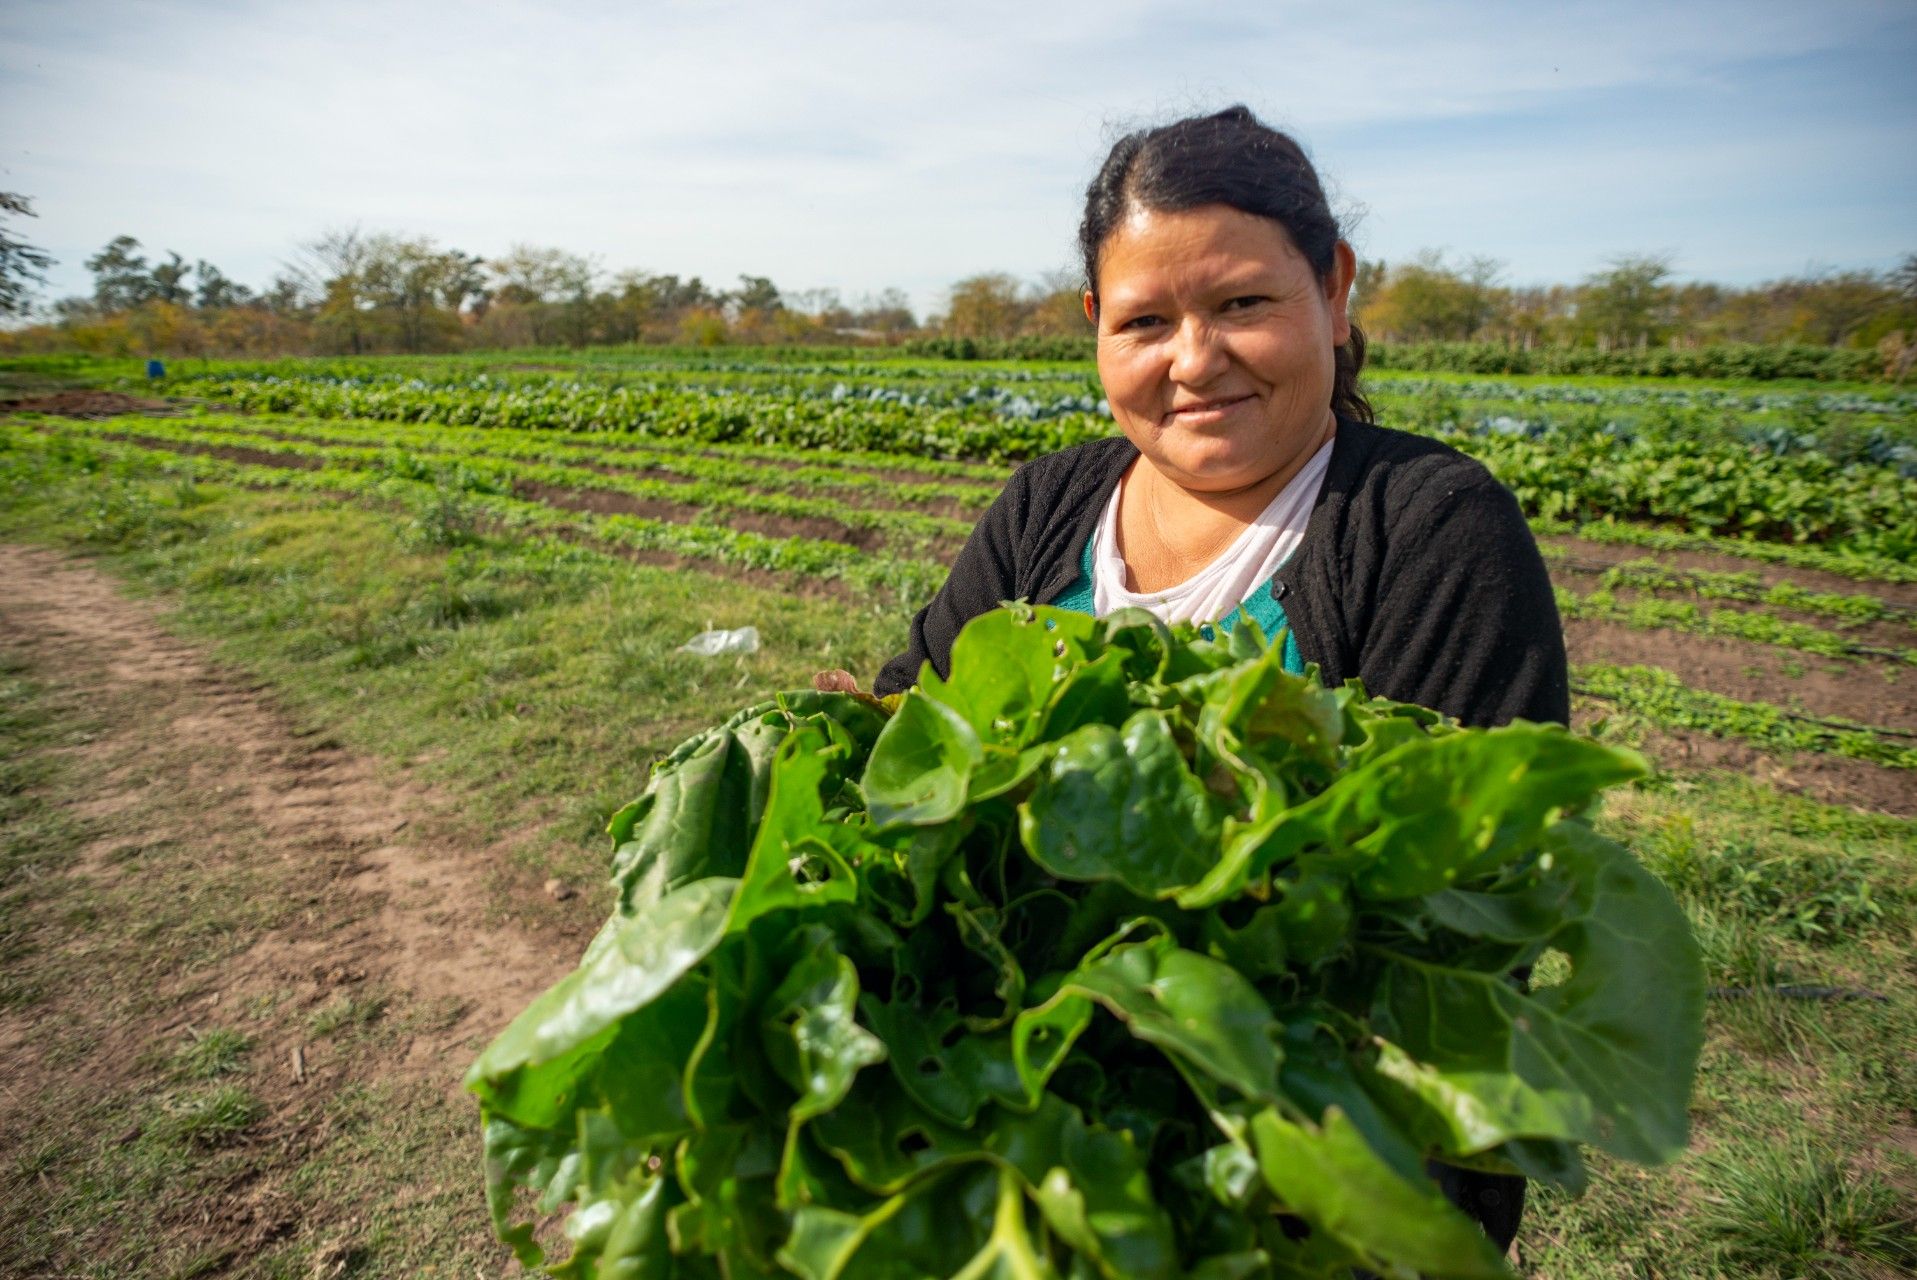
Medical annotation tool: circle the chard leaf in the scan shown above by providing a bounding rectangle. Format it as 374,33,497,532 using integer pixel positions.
466,877,734,1096
605,711,774,915
921,604,1100,744
863,691,982,828
1248,1107,1511,1279
1020,711,1223,897
727,722,865,935
780,1164,1000,1280
1370,823,1703,1165
1056,933,1282,1105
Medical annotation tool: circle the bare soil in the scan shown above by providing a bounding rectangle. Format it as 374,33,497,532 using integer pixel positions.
124,433,325,471
1562,617,1917,732
1551,565,1917,653
1579,718,1917,818
1540,533,1917,608
512,478,892,551
1,389,176,418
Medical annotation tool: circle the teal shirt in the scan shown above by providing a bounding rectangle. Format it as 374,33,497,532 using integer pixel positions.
1048,536,1307,674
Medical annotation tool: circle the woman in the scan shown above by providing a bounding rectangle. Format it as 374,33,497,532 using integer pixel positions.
872,106,1564,1252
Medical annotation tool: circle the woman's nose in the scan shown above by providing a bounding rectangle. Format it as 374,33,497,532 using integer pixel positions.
1168,316,1229,384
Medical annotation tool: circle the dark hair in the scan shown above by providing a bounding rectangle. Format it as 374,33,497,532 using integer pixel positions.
1078,105,1372,424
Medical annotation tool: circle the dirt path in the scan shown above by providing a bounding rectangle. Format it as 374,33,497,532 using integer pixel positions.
0,542,589,1273
0,542,573,1085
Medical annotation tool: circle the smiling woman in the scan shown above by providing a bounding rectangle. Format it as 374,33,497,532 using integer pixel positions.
874,106,1571,1251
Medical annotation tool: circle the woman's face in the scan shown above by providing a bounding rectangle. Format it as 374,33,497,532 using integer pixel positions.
1086,204,1355,496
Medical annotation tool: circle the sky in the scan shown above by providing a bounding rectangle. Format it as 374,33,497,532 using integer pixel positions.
3,0,1914,319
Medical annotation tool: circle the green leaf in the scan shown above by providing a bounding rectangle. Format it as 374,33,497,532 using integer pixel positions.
863,691,982,829
727,722,864,935
1370,823,1704,1165
1056,933,1282,1105
1021,711,1223,897
1248,1108,1511,1279
466,877,735,1097
606,698,800,916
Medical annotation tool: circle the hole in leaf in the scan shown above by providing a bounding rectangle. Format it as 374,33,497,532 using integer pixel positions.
899,1129,932,1155
916,1056,943,1076
1530,947,1573,989
938,1023,966,1049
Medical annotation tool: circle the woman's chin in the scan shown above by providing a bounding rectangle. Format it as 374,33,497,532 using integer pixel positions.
1151,455,1279,496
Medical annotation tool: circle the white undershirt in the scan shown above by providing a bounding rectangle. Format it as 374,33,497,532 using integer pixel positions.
1091,438,1333,624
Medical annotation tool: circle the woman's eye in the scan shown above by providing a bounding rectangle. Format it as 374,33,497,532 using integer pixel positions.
1118,314,1163,332
1222,295,1269,312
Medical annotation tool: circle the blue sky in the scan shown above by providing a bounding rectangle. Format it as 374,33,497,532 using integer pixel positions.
3,0,1913,319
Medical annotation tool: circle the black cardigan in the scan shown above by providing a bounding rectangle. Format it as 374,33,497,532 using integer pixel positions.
875,419,1569,729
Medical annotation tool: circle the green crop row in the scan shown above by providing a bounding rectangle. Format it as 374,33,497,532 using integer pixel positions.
43,417,976,553
1456,428,1912,557
1541,552,1915,625
193,413,1001,515
148,371,1915,559
1572,663,1917,769
1555,588,1914,665
1527,516,1916,585
7,424,952,604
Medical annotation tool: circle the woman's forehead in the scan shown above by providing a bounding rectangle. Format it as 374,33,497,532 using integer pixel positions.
1099,205,1307,296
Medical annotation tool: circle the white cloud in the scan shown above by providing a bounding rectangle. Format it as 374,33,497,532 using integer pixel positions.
3,0,1912,313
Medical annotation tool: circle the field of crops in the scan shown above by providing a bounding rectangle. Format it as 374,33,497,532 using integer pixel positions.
2,350,1913,1278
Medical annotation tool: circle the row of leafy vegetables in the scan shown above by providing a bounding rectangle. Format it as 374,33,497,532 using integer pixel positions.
466,607,1704,1279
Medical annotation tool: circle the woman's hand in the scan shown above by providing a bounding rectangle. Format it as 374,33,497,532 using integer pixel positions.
811,668,863,694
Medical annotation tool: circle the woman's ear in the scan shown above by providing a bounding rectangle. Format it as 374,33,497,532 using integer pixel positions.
1326,242,1357,346
1082,290,1098,327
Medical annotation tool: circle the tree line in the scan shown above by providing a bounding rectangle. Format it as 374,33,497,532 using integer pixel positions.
1,195,1912,367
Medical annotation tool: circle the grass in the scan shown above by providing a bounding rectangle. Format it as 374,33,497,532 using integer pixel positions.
153,1084,265,1147
172,1027,254,1079
4,419,1914,1278
1694,1141,1915,1277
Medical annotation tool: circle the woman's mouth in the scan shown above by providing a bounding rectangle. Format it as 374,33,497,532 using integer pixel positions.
1165,394,1255,425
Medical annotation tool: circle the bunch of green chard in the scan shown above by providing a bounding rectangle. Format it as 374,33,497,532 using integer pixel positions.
467,605,1703,1279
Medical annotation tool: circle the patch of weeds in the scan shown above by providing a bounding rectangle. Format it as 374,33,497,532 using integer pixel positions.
153,1083,263,1147
404,484,483,550
309,990,389,1038
394,994,467,1036
172,1026,253,1079
11,1139,65,1180
1696,1140,1916,1277
163,1246,236,1280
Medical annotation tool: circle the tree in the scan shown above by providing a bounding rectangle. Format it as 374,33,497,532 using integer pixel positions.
854,287,917,335
1025,269,1089,337
727,274,783,315
489,244,594,306
1360,251,1506,342
193,261,253,310
944,273,1027,339
1579,254,1674,348
1891,253,1917,303
150,251,192,305
359,236,484,352
87,235,156,311
0,192,55,317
